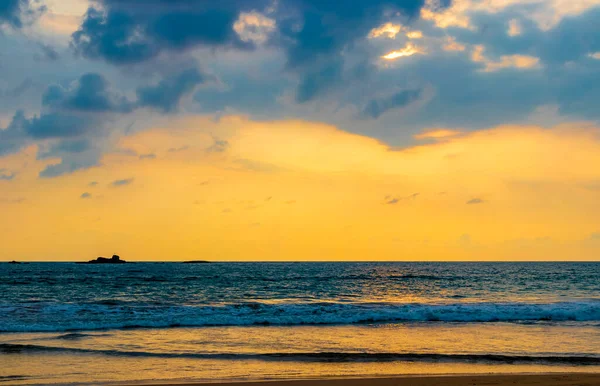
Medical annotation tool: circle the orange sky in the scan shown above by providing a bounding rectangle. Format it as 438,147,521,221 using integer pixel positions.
1,115,599,261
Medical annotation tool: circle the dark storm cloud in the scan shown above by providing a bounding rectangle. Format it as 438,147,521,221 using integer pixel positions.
136,68,205,112
71,0,266,65
70,0,437,103
278,0,425,66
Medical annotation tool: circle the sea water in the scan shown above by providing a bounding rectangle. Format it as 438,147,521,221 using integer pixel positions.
1,262,599,384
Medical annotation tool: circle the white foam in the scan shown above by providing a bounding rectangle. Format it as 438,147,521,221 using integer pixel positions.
1,300,599,332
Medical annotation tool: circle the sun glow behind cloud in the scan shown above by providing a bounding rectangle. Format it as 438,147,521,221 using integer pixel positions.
421,0,600,30
382,43,424,60
369,22,402,39
471,45,541,72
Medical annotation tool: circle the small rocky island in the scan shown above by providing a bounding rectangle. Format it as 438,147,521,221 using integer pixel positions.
85,255,127,264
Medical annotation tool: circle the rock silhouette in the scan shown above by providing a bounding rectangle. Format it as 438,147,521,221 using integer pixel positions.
86,255,127,264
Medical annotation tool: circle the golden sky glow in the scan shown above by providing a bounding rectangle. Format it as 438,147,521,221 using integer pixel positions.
471,45,541,72
369,22,402,39
382,44,424,60
1,116,599,261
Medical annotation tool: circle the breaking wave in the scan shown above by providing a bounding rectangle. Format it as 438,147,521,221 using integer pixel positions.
1,300,599,332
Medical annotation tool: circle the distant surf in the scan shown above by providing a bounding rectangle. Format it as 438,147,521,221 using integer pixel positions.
1,300,599,332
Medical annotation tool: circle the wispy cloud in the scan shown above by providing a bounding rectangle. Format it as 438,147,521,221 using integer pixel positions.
167,146,189,153
206,137,229,153
385,193,419,204
466,198,485,205
111,178,134,187
0,169,16,181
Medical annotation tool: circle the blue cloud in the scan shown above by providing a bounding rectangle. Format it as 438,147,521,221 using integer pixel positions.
369,53,551,134
0,0,41,28
71,1,264,65
276,0,430,101
361,89,422,119
279,0,426,68
24,113,95,139
39,157,99,178
136,68,205,112
0,169,16,181
296,60,343,103
38,143,103,178
0,111,29,156
38,139,92,159
69,0,435,104
193,59,289,116
71,8,157,65
43,73,133,113
36,43,60,62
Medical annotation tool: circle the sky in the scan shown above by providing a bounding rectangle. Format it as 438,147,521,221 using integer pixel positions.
1,0,600,261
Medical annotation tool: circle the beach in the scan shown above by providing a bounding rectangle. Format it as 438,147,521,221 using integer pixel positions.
136,374,600,386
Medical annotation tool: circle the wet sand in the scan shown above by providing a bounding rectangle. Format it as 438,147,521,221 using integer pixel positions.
138,373,600,386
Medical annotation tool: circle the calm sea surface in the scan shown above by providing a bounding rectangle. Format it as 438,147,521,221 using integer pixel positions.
1,262,599,384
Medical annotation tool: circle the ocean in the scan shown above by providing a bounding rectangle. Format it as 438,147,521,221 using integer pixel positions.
1,262,599,384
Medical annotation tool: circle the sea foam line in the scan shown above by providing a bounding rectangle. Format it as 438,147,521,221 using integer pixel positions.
2,343,600,365
1,300,599,332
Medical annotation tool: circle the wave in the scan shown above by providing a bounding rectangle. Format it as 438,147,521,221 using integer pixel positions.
1,343,599,365
1,301,598,333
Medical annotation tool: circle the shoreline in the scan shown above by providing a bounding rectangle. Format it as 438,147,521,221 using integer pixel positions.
122,373,600,386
